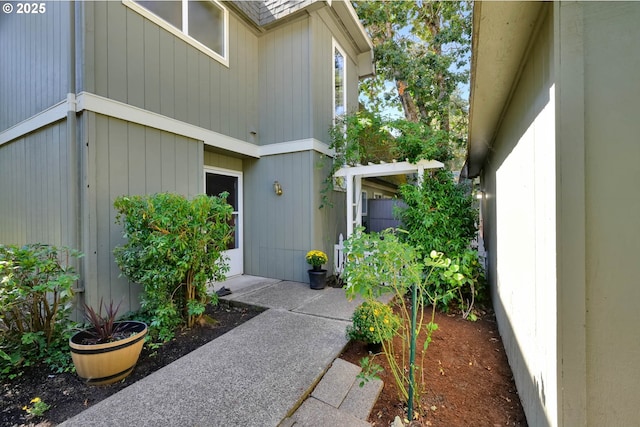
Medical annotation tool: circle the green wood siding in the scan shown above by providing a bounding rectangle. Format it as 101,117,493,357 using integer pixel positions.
0,1,70,130
244,152,313,282
83,114,203,313
0,121,72,246
204,150,243,171
243,151,342,283
84,1,259,143
258,17,311,145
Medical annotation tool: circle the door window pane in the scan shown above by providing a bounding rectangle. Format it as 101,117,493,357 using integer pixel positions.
206,172,238,250
206,173,237,211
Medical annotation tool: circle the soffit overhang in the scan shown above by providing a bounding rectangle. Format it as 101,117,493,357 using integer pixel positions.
466,1,545,178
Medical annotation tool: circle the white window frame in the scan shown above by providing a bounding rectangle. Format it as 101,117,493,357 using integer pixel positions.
332,38,347,121
361,190,368,216
124,0,229,67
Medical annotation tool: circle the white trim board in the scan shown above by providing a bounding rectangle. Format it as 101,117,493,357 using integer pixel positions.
259,138,334,157
0,94,336,159
76,92,260,158
0,100,68,146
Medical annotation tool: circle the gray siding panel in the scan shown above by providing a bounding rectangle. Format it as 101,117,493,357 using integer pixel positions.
203,150,243,171
259,17,311,145
126,11,146,108
244,151,334,283
88,2,259,143
143,20,161,112
107,2,128,103
93,1,109,97
0,122,70,246
86,114,203,312
0,1,69,130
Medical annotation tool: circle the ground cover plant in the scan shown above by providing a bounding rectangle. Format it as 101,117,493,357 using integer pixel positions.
0,244,81,380
0,302,263,426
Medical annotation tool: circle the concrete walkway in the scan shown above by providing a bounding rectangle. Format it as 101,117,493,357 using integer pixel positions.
61,276,385,427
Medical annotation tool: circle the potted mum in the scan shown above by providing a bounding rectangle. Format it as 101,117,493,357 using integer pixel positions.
69,300,147,385
306,250,328,290
346,300,401,352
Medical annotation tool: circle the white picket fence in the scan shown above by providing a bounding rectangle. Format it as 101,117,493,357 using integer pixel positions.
333,233,345,274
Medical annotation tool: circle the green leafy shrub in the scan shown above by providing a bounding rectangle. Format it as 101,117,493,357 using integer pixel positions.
343,228,456,406
428,249,486,319
342,228,422,300
0,244,80,379
397,169,477,258
113,193,233,341
396,169,484,313
347,300,401,344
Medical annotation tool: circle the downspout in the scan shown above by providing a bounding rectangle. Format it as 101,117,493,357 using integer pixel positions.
67,0,83,293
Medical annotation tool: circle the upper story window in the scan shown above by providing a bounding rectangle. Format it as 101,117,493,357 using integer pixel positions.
124,0,228,66
333,40,346,119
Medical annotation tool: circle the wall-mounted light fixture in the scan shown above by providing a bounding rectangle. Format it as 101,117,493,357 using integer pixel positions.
273,180,283,196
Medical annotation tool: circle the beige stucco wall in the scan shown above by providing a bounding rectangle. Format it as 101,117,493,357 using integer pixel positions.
481,9,558,426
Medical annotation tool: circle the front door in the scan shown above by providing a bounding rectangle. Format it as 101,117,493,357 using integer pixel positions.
205,168,243,277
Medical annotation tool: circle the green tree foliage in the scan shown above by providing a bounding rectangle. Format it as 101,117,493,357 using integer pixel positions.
113,193,233,341
396,170,485,313
0,244,80,378
329,110,451,166
397,170,476,258
322,110,450,208
354,0,472,166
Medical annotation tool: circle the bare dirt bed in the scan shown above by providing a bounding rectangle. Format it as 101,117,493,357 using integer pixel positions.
341,305,528,427
1,303,264,427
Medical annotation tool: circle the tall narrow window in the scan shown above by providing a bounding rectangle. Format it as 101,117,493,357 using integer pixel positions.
333,41,346,119
126,0,228,65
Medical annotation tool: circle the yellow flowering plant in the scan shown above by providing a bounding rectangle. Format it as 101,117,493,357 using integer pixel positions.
346,300,400,344
22,397,50,417
305,250,328,268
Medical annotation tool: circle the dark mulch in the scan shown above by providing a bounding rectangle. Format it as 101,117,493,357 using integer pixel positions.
1,302,264,427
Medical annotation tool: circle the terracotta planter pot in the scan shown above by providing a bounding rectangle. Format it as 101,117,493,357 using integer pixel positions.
69,321,147,385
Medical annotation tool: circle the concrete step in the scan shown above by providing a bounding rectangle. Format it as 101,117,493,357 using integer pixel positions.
340,372,383,420
283,398,371,427
311,358,361,407
282,358,383,426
